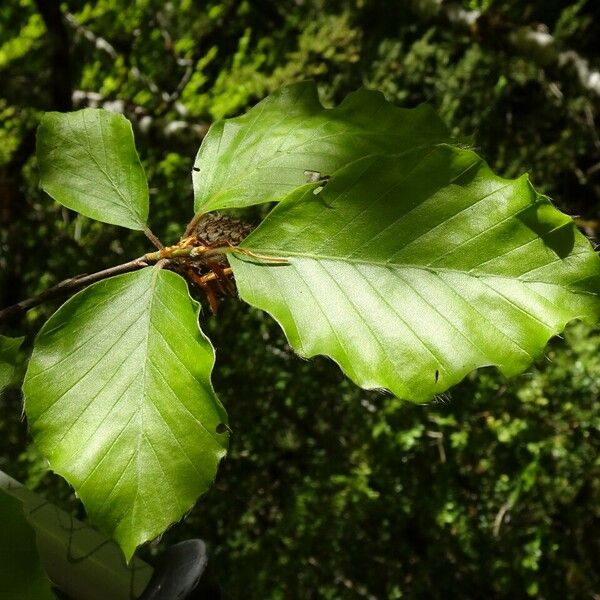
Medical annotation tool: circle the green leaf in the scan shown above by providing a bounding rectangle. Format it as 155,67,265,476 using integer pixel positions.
37,109,149,230
0,490,56,599
193,81,451,213
231,146,600,402
1,470,153,600
0,334,24,390
23,268,228,560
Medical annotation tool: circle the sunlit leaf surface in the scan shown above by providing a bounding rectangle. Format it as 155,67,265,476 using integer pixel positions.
37,109,149,230
24,268,228,559
193,81,451,212
231,146,600,402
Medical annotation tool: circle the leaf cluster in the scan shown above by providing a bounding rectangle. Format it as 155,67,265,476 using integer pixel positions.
2,1,600,597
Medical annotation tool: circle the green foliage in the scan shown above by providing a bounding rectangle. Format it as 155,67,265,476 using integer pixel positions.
193,81,450,212
37,109,149,230
24,268,228,559
0,11,44,70
2,0,600,597
234,145,600,400
362,4,600,220
23,85,600,560
188,316,600,599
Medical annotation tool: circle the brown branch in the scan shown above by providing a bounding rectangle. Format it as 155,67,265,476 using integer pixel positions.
0,216,258,324
0,257,151,325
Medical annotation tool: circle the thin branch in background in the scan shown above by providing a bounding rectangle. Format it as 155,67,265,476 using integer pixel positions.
426,430,446,463
0,257,151,324
493,499,513,537
63,13,117,59
152,11,197,115
155,11,194,68
584,102,600,152
165,63,194,107
64,12,170,104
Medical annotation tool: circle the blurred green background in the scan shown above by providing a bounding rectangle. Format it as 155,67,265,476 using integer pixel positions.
1,1,600,598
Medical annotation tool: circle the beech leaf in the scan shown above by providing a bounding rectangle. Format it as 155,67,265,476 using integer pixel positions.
231,146,600,402
23,268,228,560
193,81,451,212
37,109,149,230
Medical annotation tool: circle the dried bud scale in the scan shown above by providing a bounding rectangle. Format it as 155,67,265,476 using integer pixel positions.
184,212,256,313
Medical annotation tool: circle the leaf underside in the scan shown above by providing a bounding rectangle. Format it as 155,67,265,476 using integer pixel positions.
0,492,55,600
193,80,451,213
231,146,600,402
37,108,149,230
1,470,153,599
24,268,228,560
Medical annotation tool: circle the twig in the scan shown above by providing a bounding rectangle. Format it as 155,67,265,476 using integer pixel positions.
426,430,446,463
64,12,170,103
144,227,163,249
143,244,232,262
493,500,512,537
0,227,286,323
0,257,150,324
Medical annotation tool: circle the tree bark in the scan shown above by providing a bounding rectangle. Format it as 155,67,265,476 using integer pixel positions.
34,0,73,111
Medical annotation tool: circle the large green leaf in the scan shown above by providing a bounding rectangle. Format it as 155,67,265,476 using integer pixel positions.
1,470,153,600
23,268,228,560
37,109,149,230
193,81,451,213
231,146,600,402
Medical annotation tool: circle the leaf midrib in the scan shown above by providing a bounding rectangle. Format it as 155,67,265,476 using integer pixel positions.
57,114,144,227
237,247,591,291
78,112,141,224
130,269,159,532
